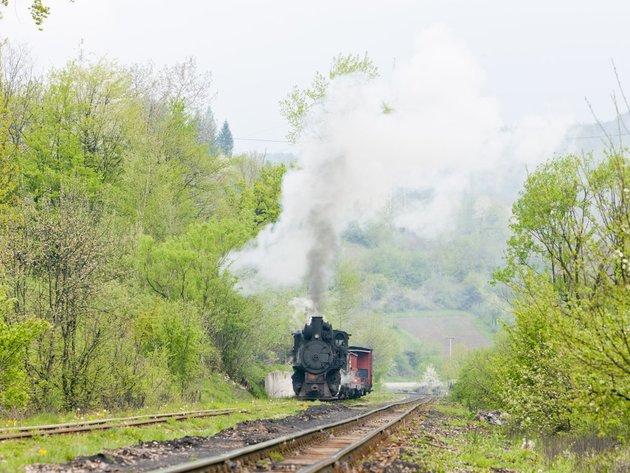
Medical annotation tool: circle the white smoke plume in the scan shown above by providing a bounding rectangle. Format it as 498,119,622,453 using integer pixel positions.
229,25,571,305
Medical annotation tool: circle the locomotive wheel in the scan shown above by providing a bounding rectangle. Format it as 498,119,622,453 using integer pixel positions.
291,370,305,395
326,370,341,396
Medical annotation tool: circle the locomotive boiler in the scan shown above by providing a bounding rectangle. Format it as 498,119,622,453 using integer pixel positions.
291,315,372,400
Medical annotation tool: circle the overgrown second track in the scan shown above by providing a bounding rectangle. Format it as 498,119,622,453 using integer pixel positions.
0,408,244,442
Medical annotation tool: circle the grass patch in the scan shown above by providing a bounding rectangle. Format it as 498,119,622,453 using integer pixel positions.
268,450,284,462
342,390,401,406
399,401,629,473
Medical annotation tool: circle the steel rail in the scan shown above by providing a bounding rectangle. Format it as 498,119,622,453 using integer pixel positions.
150,396,430,473
298,400,423,472
0,408,244,441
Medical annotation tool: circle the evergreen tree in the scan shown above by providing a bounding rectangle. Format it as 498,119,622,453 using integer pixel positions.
217,120,234,156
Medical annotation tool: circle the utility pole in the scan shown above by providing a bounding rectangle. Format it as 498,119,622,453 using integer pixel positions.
446,337,455,359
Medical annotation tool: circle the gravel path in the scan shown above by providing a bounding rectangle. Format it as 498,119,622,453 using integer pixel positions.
27,403,373,472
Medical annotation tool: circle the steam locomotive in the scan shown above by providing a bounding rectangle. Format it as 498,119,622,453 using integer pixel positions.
291,315,372,400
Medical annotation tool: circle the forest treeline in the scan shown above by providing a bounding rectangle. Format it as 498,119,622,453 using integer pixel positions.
453,152,630,439
0,43,287,412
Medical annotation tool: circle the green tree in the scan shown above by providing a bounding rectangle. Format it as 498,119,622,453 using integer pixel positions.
237,163,286,229
138,214,277,385
18,60,135,199
216,120,234,156
196,105,218,154
450,345,503,411
4,192,117,409
492,152,630,435
134,298,216,395
280,53,378,142
0,99,16,221
1,0,51,28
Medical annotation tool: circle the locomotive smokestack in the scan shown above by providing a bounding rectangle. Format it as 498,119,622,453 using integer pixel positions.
309,314,324,338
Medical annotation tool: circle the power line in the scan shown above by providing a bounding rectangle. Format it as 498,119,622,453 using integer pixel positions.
232,130,630,144
233,137,291,143
572,131,630,140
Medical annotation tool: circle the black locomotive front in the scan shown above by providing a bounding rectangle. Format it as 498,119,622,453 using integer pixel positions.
291,315,349,399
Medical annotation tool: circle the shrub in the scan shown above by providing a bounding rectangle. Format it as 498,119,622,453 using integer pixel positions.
0,287,49,411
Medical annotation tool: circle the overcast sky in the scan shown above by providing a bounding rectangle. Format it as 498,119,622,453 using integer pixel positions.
2,0,629,153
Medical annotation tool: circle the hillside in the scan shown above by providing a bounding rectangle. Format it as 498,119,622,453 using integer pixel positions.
393,310,491,357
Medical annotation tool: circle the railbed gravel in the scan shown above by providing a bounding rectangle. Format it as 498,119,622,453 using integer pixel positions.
26,403,371,472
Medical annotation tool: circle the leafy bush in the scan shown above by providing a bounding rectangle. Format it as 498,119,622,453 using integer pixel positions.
450,347,503,412
134,298,218,396
0,290,49,411
456,152,629,439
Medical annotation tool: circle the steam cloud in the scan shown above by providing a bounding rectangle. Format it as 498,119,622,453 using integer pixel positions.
229,25,571,305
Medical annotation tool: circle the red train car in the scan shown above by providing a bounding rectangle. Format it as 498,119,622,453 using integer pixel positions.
339,346,373,398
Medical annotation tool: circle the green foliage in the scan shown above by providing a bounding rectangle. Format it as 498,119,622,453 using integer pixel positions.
499,282,575,433
139,220,249,300
134,298,216,394
0,55,21,223
501,153,629,435
238,163,286,229
457,152,630,439
0,46,287,414
390,329,441,381
135,195,284,389
3,192,121,410
0,289,48,411
367,246,429,288
19,61,134,198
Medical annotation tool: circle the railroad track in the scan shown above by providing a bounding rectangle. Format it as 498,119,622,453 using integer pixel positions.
0,408,244,441
152,396,432,473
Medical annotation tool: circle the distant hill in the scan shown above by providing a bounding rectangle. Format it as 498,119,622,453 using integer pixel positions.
562,112,630,156
393,310,492,357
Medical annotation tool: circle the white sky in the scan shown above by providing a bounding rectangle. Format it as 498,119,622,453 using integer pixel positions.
2,0,630,154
